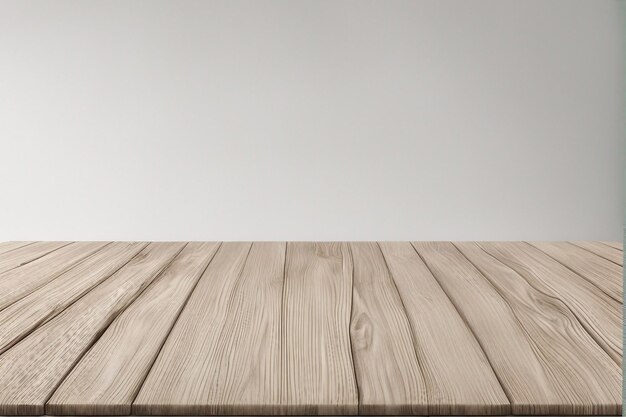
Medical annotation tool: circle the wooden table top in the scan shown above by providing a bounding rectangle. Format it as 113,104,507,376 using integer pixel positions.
0,241,621,416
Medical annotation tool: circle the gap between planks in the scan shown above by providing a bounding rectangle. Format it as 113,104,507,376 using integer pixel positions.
0,242,620,416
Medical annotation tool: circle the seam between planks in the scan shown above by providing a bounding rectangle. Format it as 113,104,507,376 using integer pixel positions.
474,244,578,311
0,242,112,314
280,242,359,414
279,242,288,410
600,241,623,251
345,243,362,415
12,241,74,269
475,242,623,368
280,242,290,409
0,241,35,255
43,243,188,414
128,242,224,414
343,243,360,415
215,243,255,353
569,242,622,267
375,242,429,412
449,243,578,403
2,241,618,415
451,243,539,341
409,242,515,410
0,242,150,356
525,242,621,304
0,241,75,276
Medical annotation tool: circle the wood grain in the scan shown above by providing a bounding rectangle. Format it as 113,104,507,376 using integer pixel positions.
349,242,427,415
0,242,108,310
570,241,623,266
47,242,220,416
0,242,146,355
478,242,622,366
0,241,619,416
378,242,509,415
281,242,358,415
601,241,623,250
0,242,184,415
437,242,620,414
0,241,69,274
134,242,252,414
530,241,622,302
0,241,34,255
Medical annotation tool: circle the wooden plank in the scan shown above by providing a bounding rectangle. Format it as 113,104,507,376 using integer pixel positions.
0,241,34,255
0,240,619,415
571,241,623,266
601,241,623,250
47,242,220,416
478,242,622,366
0,242,185,415
349,242,427,415
427,242,621,415
0,241,69,274
0,242,147,355
378,242,509,415
529,241,621,302
134,242,286,415
0,242,108,310
280,242,358,415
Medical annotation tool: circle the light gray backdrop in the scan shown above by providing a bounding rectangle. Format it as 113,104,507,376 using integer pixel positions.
0,0,623,241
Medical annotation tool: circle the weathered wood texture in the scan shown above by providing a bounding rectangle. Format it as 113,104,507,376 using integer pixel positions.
571,241,623,266
48,242,220,415
0,243,184,415
0,241,620,416
0,242,107,310
281,242,358,415
450,242,621,415
0,241,70,274
529,241,621,302
0,241,34,255
134,242,289,415
349,242,427,415
0,242,146,355
477,242,623,366
378,242,509,415
601,241,623,250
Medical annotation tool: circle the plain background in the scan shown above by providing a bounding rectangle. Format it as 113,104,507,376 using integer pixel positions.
0,0,623,241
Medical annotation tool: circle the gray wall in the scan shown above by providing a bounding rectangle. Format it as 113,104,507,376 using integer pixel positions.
0,0,623,241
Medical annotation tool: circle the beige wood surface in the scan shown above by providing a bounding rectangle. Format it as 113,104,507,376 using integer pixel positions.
445,242,621,415
48,242,220,416
478,242,623,366
281,242,358,415
602,241,623,250
571,241,623,266
0,241,620,416
0,242,184,415
0,242,146,355
529,241,622,302
0,241,69,274
0,242,108,310
0,241,34,255
134,242,260,415
378,242,509,415
349,242,427,415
